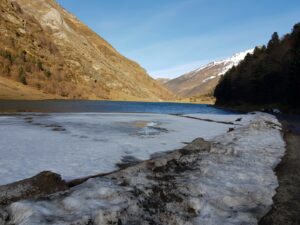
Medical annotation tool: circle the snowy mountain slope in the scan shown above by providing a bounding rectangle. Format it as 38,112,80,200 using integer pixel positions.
164,49,254,98
214,49,254,77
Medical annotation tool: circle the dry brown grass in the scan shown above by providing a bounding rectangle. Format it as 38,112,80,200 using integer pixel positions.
0,0,175,101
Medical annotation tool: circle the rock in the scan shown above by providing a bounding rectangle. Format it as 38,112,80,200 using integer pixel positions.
0,209,8,225
228,127,235,132
0,171,68,206
116,156,142,169
180,138,210,153
272,108,281,114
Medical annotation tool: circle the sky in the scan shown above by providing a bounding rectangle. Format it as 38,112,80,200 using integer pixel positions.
56,0,300,79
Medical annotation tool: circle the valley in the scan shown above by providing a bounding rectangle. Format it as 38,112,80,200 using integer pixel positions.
0,0,299,224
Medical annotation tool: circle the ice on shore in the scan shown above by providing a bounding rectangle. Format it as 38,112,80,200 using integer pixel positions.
2,112,286,225
0,113,234,185
183,113,254,124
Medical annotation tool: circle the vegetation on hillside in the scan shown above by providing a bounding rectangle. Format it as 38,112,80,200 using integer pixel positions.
214,23,300,112
0,0,173,101
0,0,108,99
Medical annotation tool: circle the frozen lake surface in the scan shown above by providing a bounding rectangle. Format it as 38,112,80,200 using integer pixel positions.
4,113,286,225
0,113,242,185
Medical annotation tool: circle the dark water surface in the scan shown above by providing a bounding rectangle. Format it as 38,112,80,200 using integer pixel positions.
0,100,235,114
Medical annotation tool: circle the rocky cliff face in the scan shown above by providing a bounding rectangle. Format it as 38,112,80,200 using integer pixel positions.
164,50,253,98
0,0,174,101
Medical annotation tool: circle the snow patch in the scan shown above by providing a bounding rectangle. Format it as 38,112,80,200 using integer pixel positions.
199,49,254,83
217,49,254,76
202,75,217,83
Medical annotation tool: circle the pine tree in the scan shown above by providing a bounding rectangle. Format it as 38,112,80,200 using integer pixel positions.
214,22,300,112
267,32,280,50
253,46,263,58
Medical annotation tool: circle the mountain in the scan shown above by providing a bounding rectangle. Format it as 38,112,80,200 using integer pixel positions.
214,23,300,113
164,49,253,98
0,0,174,101
156,78,171,85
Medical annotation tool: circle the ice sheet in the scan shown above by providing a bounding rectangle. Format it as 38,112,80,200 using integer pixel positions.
0,113,236,185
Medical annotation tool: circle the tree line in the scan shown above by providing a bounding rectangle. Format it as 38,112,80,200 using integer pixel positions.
214,23,300,112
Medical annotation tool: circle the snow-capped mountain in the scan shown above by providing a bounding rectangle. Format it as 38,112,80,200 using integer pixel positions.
214,49,254,76
163,49,254,98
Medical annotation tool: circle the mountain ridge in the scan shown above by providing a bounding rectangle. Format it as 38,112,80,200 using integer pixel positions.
163,49,253,99
0,0,174,101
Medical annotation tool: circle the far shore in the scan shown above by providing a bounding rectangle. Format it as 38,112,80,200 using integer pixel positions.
0,97,215,105
0,77,215,105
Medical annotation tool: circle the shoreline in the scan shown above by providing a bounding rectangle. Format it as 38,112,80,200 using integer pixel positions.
214,103,300,115
259,115,300,225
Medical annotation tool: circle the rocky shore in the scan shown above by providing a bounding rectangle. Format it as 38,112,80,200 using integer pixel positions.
0,113,285,225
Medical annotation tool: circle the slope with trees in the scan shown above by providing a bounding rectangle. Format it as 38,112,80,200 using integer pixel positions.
214,23,300,112
0,0,174,101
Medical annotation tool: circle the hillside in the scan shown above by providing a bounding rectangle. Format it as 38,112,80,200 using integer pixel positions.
156,78,170,85
0,76,60,100
0,0,174,101
214,23,300,112
164,50,253,98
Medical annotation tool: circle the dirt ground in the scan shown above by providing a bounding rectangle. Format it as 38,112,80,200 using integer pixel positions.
259,115,300,225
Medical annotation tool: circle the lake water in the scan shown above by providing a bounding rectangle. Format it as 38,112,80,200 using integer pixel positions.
0,100,234,114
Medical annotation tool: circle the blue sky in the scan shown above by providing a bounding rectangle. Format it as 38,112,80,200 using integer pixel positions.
57,0,300,78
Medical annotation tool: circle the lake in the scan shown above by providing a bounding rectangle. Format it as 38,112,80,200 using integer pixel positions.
0,100,234,114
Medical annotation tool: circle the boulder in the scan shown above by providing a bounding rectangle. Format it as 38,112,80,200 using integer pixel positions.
0,171,68,206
